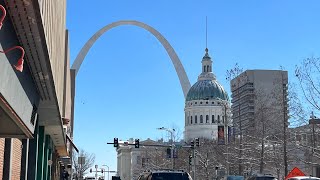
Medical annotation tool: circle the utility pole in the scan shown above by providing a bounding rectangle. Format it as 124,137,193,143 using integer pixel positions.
192,139,196,180
95,165,98,180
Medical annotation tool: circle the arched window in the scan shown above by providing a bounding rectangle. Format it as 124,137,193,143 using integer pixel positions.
191,116,193,124
222,116,225,123
206,115,209,123
218,115,220,123
203,66,206,72
207,65,209,72
195,115,198,123
200,115,203,123
212,115,215,123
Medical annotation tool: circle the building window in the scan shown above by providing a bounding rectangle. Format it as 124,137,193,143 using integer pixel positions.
218,115,220,123
195,102,197,104
190,116,193,124
212,115,215,123
206,101,208,104
203,66,206,72
206,115,209,123
222,116,225,123
200,102,202,104
200,115,203,123
212,102,214,104
137,156,142,165
195,115,198,123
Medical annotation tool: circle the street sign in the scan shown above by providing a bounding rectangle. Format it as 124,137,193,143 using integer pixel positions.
285,167,306,180
78,157,85,165
217,169,226,177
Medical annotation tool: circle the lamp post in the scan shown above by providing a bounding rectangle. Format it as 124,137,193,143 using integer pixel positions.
309,112,320,176
157,127,175,169
217,97,230,175
102,165,109,180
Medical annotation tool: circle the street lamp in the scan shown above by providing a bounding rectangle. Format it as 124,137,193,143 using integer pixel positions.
102,165,109,180
309,112,320,176
157,127,175,169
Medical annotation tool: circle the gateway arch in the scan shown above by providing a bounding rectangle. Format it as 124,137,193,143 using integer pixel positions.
71,20,191,97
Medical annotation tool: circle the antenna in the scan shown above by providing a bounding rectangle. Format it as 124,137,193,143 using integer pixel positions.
206,16,208,49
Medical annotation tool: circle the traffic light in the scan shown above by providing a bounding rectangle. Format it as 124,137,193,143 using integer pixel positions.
135,139,140,148
190,140,194,148
101,169,104,173
90,168,92,173
189,155,193,165
195,138,200,147
114,138,119,148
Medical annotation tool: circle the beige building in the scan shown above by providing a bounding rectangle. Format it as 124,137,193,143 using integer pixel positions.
230,70,288,135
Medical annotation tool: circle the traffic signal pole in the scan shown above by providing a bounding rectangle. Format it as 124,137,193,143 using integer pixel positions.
193,147,196,180
190,138,199,180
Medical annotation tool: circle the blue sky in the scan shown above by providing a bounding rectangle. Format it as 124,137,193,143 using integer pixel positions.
66,0,320,177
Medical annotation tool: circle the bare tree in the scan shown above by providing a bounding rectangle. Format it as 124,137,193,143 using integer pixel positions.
72,149,95,179
226,63,246,175
295,57,320,113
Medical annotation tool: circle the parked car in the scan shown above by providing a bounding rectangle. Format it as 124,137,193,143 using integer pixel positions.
247,174,277,180
225,175,245,180
287,176,320,180
84,177,95,180
137,169,192,180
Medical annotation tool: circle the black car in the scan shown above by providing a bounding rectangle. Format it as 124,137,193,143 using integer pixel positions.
137,169,192,180
247,174,277,180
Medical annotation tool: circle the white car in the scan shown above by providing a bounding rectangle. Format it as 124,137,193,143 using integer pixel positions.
287,176,320,180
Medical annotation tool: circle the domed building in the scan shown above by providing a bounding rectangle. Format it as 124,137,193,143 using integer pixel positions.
184,48,230,141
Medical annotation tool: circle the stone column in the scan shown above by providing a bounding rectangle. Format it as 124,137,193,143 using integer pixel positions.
42,135,50,180
20,139,29,180
36,126,45,180
27,123,39,180
3,138,12,180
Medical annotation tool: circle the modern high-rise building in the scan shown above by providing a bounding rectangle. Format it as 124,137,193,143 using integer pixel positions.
230,70,288,135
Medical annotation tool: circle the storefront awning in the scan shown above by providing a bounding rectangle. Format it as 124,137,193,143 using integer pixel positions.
66,134,79,153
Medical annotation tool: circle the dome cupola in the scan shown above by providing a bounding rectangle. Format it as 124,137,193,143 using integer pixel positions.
186,49,229,102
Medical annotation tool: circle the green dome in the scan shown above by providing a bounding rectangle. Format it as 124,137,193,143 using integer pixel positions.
186,80,229,102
